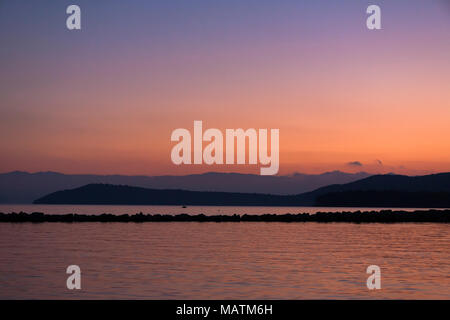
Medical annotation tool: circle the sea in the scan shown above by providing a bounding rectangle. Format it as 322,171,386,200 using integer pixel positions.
0,204,449,299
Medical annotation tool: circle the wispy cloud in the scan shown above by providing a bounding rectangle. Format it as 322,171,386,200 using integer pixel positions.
347,161,363,167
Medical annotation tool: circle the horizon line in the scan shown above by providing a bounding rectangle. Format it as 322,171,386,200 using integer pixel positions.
0,169,442,178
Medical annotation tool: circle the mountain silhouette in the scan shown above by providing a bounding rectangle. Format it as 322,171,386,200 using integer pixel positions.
299,172,450,200
0,170,369,203
33,184,306,206
33,172,450,207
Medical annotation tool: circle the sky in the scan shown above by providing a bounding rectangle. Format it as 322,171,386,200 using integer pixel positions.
1,0,449,176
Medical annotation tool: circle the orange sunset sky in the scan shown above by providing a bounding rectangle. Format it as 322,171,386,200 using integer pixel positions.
1,1,449,176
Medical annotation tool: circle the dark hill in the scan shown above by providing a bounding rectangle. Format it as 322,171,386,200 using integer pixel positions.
33,184,306,206
296,173,450,205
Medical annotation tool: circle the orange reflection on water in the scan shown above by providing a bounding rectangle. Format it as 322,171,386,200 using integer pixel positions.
0,222,449,299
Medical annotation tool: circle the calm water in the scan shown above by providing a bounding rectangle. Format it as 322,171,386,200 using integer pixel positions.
0,204,442,216
0,220,449,299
